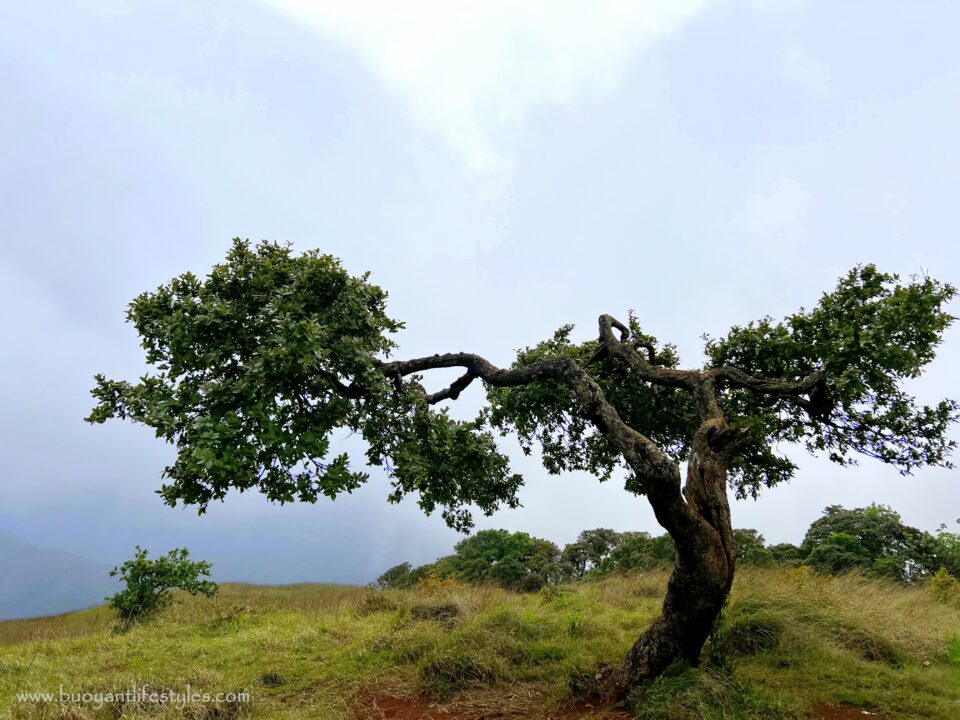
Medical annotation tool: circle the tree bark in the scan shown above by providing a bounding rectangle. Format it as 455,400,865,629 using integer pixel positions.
597,419,738,699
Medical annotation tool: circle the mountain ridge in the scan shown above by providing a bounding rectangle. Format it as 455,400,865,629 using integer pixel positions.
0,528,117,620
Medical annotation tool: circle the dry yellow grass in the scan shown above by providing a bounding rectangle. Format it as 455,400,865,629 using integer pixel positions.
0,607,114,647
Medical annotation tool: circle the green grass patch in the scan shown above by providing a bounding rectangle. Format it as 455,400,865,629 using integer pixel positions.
1,570,958,718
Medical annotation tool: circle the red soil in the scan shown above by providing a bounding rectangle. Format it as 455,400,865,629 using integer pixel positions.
809,702,886,720
349,690,632,719
351,691,891,719
351,692,458,719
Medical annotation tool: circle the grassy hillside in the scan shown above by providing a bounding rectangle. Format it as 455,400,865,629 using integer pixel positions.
1,569,958,719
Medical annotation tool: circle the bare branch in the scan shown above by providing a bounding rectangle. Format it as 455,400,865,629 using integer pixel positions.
596,314,830,421
327,315,829,536
707,366,831,417
381,352,569,388
424,369,478,404
381,347,688,501
597,315,697,390
636,341,657,364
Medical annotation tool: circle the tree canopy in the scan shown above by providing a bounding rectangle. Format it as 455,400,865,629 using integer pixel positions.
88,240,957,531
375,529,561,592
799,504,958,582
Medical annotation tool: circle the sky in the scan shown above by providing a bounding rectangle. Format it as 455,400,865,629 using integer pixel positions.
1,0,958,585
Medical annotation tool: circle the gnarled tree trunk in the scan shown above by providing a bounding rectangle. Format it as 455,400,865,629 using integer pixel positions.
598,419,739,698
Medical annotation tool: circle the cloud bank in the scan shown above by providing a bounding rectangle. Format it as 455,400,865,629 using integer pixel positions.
261,0,706,173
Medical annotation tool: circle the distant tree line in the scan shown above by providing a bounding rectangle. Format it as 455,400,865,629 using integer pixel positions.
377,504,960,592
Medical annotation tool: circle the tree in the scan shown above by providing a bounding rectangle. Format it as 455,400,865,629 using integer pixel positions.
407,555,458,584
575,529,623,570
768,543,801,566
559,541,592,580
732,529,775,566
806,532,875,575
525,537,564,588
88,240,957,695
930,525,960,577
375,530,562,591
603,531,676,573
800,505,941,581
445,529,561,590
560,528,623,579
107,546,218,625
449,529,537,589
376,562,415,589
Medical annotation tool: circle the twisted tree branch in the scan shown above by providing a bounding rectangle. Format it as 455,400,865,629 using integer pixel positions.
595,314,829,421
706,365,825,398
316,315,829,535
423,369,478,404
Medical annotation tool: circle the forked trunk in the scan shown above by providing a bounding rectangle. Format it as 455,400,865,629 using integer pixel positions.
600,420,738,698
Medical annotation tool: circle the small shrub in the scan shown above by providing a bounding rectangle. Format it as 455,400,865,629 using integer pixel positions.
258,669,284,687
928,567,959,604
355,592,399,616
419,654,498,695
107,546,218,626
409,601,462,626
947,636,960,666
539,585,572,604
834,626,902,665
720,616,783,658
417,574,459,593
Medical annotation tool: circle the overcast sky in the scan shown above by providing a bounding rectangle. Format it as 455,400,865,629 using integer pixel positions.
1,1,958,585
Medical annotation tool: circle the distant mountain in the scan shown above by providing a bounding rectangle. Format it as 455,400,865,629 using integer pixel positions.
0,529,118,620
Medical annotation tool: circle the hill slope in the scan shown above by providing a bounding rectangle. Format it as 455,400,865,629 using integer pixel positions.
1,568,958,719
0,529,117,620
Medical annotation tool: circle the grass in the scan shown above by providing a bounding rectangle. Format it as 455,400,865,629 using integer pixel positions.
0,569,958,719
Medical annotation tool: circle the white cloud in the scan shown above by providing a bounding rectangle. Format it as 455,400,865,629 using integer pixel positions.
260,0,705,174
782,46,835,96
